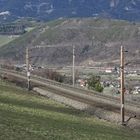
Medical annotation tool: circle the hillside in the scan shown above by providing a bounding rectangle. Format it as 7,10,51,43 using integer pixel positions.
0,81,140,139
0,0,140,23
0,35,17,47
0,18,139,67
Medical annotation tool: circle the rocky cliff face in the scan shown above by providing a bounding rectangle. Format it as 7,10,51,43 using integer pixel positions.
0,0,140,22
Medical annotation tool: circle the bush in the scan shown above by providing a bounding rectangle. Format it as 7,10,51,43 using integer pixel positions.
95,83,104,92
87,75,104,92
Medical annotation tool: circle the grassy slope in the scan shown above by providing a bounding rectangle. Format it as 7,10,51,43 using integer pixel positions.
0,19,38,49
0,26,41,57
0,35,17,48
0,81,140,140
38,18,139,43
0,18,139,64
0,19,138,50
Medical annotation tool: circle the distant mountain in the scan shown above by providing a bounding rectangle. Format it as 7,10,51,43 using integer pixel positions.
0,0,140,22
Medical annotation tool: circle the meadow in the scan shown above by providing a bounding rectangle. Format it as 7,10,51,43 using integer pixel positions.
0,35,17,47
0,80,140,140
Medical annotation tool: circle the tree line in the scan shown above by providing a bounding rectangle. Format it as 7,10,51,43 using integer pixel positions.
0,24,26,35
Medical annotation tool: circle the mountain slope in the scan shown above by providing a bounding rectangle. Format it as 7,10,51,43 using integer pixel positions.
0,0,140,22
0,18,139,66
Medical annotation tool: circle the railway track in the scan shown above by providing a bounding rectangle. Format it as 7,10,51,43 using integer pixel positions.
0,68,140,119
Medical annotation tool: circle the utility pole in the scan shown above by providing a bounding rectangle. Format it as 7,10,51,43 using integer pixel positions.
72,45,75,87
26,47,30,91
92,36,95,47
120,45,125,124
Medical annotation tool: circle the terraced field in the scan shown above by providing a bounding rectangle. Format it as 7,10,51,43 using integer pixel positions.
0,81,140,140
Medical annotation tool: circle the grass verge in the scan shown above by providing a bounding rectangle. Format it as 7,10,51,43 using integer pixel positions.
0,80,140,140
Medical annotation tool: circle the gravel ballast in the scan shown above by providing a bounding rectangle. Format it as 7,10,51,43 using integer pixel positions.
33,87,140,131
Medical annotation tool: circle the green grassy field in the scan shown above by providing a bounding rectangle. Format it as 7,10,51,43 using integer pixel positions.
0,80,140,140
0,35,17,47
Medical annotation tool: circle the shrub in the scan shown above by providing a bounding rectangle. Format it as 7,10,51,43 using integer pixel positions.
87,75,104,92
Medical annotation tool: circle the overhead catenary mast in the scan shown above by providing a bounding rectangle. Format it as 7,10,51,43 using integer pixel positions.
26,47,30,91
120,45,125,124
72,45,75,87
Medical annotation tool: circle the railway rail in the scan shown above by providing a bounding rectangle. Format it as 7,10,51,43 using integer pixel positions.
0,68,140,119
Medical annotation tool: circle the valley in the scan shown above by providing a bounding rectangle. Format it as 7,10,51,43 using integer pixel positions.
0,1,140,139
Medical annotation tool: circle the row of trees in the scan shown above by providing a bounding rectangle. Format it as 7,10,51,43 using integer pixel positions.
0,24,26,35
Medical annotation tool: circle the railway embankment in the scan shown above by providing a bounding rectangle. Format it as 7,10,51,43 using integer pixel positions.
1,68,140,131
33,87,140,132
